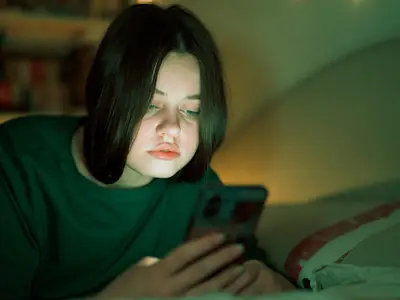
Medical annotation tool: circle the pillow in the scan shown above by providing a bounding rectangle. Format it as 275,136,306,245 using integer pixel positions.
255,179,400,287
286,201,400,286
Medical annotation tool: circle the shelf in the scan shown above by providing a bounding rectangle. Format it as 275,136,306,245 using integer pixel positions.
0,9,110,55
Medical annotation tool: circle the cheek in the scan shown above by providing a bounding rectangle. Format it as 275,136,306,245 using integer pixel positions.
182,123,199,150
131,121,153,145
135,120,153,136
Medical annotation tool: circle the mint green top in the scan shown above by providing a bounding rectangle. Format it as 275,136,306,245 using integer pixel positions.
0,116,266,299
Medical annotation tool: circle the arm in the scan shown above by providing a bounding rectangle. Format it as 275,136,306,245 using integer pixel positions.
0,128,40,299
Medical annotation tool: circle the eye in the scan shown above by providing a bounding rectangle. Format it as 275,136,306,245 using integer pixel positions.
186,110,200,116
148,104,159,111
181,109,200,118
145,104,161,117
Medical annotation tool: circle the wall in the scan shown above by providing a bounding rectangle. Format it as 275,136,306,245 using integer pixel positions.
169,0,400,134
212,38,400,203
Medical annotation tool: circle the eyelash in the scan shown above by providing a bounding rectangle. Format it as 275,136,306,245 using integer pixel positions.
148,104,159,111
147,104,200,117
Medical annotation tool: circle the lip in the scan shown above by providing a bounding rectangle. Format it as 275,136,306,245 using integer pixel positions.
147,143,181,161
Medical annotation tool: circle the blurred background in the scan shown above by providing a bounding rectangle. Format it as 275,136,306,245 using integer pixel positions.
0,0,168,116
1,0,400,203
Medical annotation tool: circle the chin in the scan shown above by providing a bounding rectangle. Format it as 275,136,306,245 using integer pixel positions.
145,163,183,179
150,169,180,179
131,157,191,179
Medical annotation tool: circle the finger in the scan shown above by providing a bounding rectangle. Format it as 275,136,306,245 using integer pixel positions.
173,244,245,289
224,268,257,295
184,265,244,296
161,233,226,274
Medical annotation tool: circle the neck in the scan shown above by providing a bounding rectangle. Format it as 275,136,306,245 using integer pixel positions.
72,127,153,188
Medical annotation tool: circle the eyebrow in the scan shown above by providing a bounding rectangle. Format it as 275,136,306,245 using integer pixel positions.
155,88,200,100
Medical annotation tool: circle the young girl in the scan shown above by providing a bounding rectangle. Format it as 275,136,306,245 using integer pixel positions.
0,4,295,299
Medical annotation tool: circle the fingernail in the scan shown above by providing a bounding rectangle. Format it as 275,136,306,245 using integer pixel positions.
234,244,245,253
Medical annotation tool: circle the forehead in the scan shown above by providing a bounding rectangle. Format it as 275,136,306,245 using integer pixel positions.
155,52,200,97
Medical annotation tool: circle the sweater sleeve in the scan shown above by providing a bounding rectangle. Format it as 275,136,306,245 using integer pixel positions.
0,123,40,299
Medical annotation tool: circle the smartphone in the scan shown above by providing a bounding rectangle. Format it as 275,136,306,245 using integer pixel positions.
186,184,268,255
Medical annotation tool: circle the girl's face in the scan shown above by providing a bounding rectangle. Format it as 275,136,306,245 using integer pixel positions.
125,52,201,182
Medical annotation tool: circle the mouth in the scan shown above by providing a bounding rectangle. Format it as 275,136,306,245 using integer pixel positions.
147,143,181,161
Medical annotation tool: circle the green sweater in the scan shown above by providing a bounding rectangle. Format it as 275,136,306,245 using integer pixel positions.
0,116,267,300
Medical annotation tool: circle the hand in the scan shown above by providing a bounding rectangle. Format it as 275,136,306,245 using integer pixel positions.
224,260,297,296
92,233,245,299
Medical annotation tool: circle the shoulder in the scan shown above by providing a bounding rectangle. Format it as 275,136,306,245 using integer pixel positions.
0,115,81,200
0,114,80,157
0,114,80,189
0,115,81,238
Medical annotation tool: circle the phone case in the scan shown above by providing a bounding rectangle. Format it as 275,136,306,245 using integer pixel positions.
187,185,268,243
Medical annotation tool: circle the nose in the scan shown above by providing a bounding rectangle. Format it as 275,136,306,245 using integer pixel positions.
156,111,181,139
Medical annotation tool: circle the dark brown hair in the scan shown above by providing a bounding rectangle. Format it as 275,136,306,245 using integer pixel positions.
84,4,227,184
